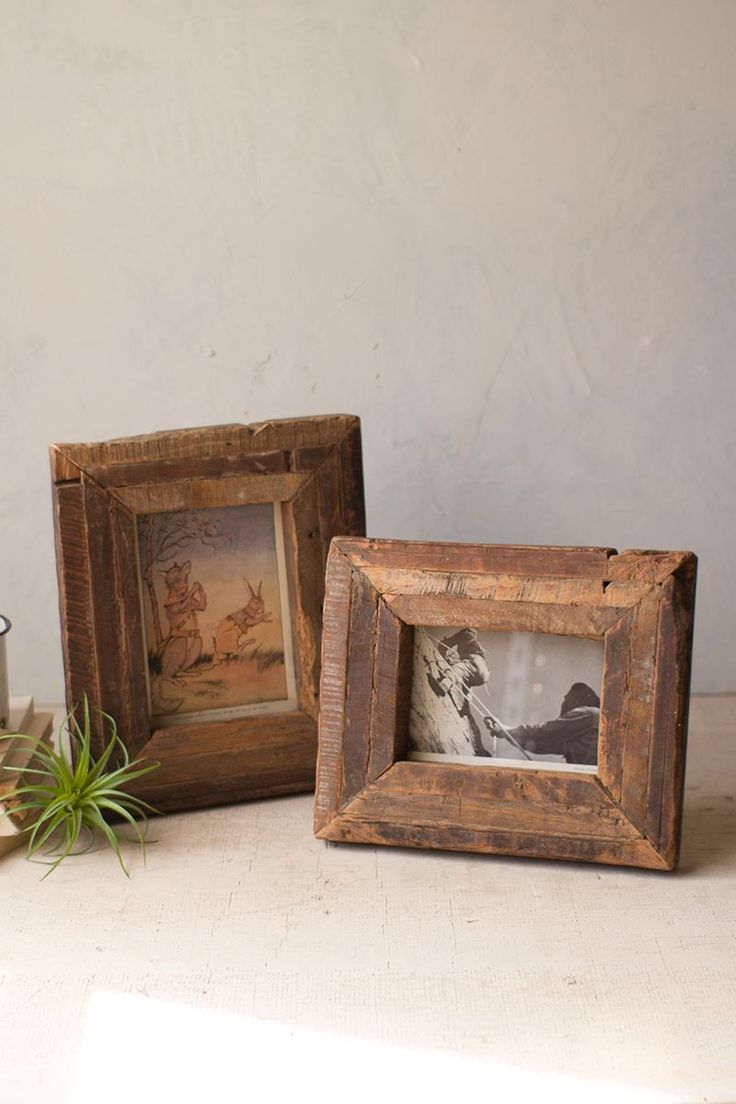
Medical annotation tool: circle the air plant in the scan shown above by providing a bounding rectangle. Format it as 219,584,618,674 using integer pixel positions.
0,695,159,877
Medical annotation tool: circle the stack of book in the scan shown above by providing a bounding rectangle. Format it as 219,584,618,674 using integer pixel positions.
0,697,55,859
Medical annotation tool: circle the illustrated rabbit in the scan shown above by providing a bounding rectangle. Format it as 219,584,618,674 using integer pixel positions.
159,561,207,679
212,578,272,663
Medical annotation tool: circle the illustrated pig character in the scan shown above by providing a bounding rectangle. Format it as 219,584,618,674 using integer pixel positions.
159,561,207,679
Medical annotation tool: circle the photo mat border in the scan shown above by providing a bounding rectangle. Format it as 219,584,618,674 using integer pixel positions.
408,752,597,774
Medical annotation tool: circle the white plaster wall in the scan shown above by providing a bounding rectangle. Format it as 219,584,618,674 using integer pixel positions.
0,0,734,700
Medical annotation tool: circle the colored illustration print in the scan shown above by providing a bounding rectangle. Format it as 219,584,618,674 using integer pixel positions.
137,503,295,724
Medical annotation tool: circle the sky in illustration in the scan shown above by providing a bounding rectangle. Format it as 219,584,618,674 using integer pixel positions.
138,502,289,662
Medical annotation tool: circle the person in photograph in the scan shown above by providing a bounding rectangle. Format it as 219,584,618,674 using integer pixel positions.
484,682,600,765
428,628,492,756
432,629,490,702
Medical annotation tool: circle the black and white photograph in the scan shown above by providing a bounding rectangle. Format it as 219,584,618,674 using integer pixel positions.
408,626,604,773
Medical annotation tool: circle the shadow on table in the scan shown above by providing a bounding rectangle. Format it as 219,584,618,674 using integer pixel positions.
678,788,736,874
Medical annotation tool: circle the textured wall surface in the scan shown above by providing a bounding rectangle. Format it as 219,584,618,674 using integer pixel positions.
0,0,734,700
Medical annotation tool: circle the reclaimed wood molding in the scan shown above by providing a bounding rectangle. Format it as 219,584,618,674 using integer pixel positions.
51,416,365,812
314,537,697,871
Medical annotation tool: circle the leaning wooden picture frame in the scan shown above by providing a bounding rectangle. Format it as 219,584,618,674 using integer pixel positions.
51,416,365,812
315,538,697,870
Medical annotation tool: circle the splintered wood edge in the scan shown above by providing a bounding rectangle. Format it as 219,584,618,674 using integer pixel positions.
332,537,694,586
317,760,670,870
314,545,354,832
317,759,671,870
50,416,361,480
316,811,670,870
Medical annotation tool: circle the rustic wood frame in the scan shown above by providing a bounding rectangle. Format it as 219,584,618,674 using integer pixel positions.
51,416,365,812
315,538,697,870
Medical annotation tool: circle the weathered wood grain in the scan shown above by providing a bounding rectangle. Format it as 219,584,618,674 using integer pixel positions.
244,415,361,455
617,587,662,836
340,568,379,806
356,564,653,609
314,537,697,871
646,554,697,866
315,448,341,572
385,593,623,638
335,537,616,577
597,609,632,803
318,809,667,869
335,537,692,587
314,544,353,833
108,497,152,760
338,761,638,838
52,481,98,714
81,476,130,747
284,476,324,720
112,472,305,513
336,421,366,537
51,416,365,812
319,764,667,868
87,450,289,488
50,424,251,483
51,415,360,475
289,445,332,472
367,600,413,780
133,712,318,811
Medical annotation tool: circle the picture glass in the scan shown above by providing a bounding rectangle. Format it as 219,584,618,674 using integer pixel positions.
408,626,603,773
137,502,297,726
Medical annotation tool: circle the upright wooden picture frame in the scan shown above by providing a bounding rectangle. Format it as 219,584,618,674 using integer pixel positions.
51,416,365,812
315,538,697,870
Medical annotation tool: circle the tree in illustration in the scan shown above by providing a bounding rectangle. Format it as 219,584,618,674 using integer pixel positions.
139,511,231,653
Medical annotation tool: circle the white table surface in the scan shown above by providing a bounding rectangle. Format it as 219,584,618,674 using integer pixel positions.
0,696,734,1104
